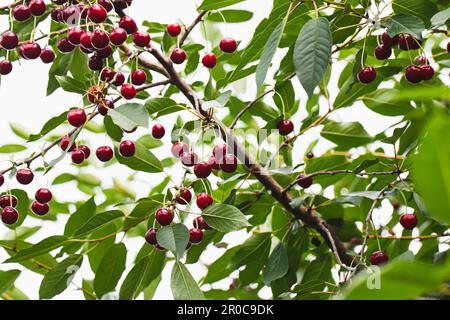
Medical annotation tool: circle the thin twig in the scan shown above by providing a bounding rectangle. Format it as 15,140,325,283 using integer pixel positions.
179,11,208,47
230,89,274,129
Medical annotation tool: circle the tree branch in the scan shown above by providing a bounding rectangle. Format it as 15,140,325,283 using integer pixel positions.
179,11,208,47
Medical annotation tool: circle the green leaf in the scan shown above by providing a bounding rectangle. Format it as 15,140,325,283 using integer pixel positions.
263,242,289,285
171,261,205,300
5,189,30,229
64,197,96,236
203,246,240,284
321,121,373,148
55,75,85,94
294,17,332,97
104,115,123,142
4,236,68,263
256,20,286,93
0,270,21,294
392,0,438,27
73,210,124,238
198,0,247,10
109,103,149,131
94,243,127,299
431,7,450,26
385,14,425,39
28,111,68,141
230,233,272,269
9,123,30,140
0,144,26,153
361,89,414,116
297,254,332,295
202,204,250,232
156,224,189,260
144,97,183,118
413,116,450,224
334,76,382,109
206,10,253,23
39,255,83,299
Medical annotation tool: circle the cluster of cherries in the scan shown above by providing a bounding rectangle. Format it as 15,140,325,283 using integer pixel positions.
358,32,448,85
144,189,214,250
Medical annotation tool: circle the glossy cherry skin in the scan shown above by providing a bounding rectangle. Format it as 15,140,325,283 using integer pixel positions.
297,174,313,188
131,69,147,85
405,65,422,83
196,193,213,209
370,251,388,265
414,56,428,65
219,154,237,173
180,152,198,167
56,38,75,54
358,67,376,84
32,201,49,216
35,188,52,204
202,53,217,68
189,228,204,244
21,42,42,59
112,72,125,86
96,45,113,58
68,27,84,45
13,5,31,22
60,135,76,152
193,216,211,230
96,146,114,162
0,60,12,75
176,188,192,205
119,140,136,157
29,0,46,16
110,28,128,46
0,174,3,187
212,144,231,159
219,38,238,53
145,228,158,245
277,120,294,136
40,48,55,63
1,207,19,225
80,32,94,51
16,169,34,185
78,145,91,159
400,213,418,230
207,155,221,170
88,4,107,23
398,34,419,50
170,48,187,64
121,83,137,100
97,99,115,115
67,109,87,127
100,68,116,82
171,142,188,158
167,23,182,37
420,65,434,80
374,44,392,60
98,0,113,11
194,162,212,178
0,195,18,208
155,208,174,226
1,31,19,50
88,55,104,71
152,124,165,139
119,16,138,34
133,31,151,47
91,29,110,49
380,32,399,47
71,149,86,164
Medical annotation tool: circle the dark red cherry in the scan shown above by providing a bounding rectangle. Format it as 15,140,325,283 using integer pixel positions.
374,44,392,60
189,228,203,244
29,0,46,17
180,151,198,167
88,4,107,23
112,72,125,86
400,213,418,230
119,16,138,34
13,5,31,22
202,53,217,68
145,227,158,245
0,60,12,75
405,65,422,83
98,0,114,11
78,145,91,159
414,56,428,65
100,68,116,82
96,146,114,162
380,32,399,47
91,29,110,49
71,149,86,164
60,135,77,152
176,188,192,205
57,38,75,54
1,207,19,225
370,251,388,265
97,99,115,115
68,27,84,45
40,48,55,63
131,69,147,85
67,108,87,127
35,188,52,204
152,124,165,139
0,195,18,208
167,23,182,37
155,208,174,226
196,193,213,209
219,38,237,53
420,65,434,80
21,42,42,59
16,169,34,185
88,55,104,71
357,67,376,84
398,34,419,50
170,48,187,64
277,120,294,136
121,83,137,99
297,174,313,188
110,28,127,46
31,201,49,216
119,140,136,157
1,31,19,50
219,154,237,173
207,155,221,170
80,32,94,51
194,162,212,178
133,31,151,47
193,216,210,230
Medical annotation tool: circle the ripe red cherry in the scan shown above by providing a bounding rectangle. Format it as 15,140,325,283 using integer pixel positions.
193,216,210,230
0,60,12,75
60,135,77,152
91,29,110,49
110,28,127,45
16,169,34,185
88,85,104,103
131,69,147,85
0,174,3,187
88,55,104,71
370,251,388,265
40,48,55,63
121,83,137,100
35,188,52,204
0,195,18,208
96,45,113,58
207,155,221,170
171,142,188,158
155,208,174,226
71,149,85,164
420,65,434,80
1,31,19,50
152,124,165,139
405,65,422,83
97,99,115,115
297,174,313,188
398,34,419,50
112,72,125,86
400,213,418,230
50,8,62,22
57,38,75,54
194,162,212,178
219,38,237,53
100,68,116,82
202,53,217,68
29,0,46,16
80,32,94,51
277,120,294,136
67,27,84,45
170,48,187,64
212,144,231,159
180,151,198,167
21,42,42,59
414,56,428,65
61,6,79,24
119,16,138,34
196,193,213,209
119,140,136,157
219,154,238,173
145,228,158,245
78,145,91,159
88,4,107,23
113,0,134,10
374,44,392,60
96,146,114,162
13,5,31,21
67,108,87,127
99,0,113,11
357,67,376,84
31,201,49,216
133,31,151,47
380,32,399,47
176,188,192,205
2,207,19,225
167,23,182,37
189,228,204,244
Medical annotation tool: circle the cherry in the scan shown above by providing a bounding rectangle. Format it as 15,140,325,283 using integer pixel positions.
145,227,158,245
380,32,399,47
219,154,238,173
61,6,79,24
96,146,114,162
21,42,42,60
56,38,75,54
88,4,107,23
189,228,203,244
67,108,87,127
152,124,165,139
88,55,104,71
176,188,192,205
110,28,127,46
119,16,138,34
29,0,46,16
357,67,376,84
202,53,217,68
297,174,313,188
405,65,422,83
16,168,34,185
31,201,49,216
212,144,231,159
112,72,125,86
133,31,151,47
99,0,113,11
374,44,392,60
370,251,388,265
60,135,77,152
80,32,94,51
207,155,221,170
277,120,294,136
78,145,91,159
35,188,52,204
53,0,67,5
448,42,450,54
40,48,55,63
0,60,12,75
71,149,85,164
414,56,428,65
193,216,210,230
67,27,84,45
180,151,198,167
88,85,104,104
155,208,174,226
119,140,136,157
194,162,212,178
97,99,115,115
420,65,434,80
219,38,237,53
97,46,113,58
196,193,213,209
50,8,62,22
398,34,419,50
13,5,31,22
91,29,110,49
121,83,137,99
0,174,3,187
100,68,116,82
171,142,188,158
0,195,18,208
1,31,19,50
306,152,314,159
131,69,147,85
400,213,418,230
170,48,187,64
167,23,182,37
113,0,134,10
1,207,19,225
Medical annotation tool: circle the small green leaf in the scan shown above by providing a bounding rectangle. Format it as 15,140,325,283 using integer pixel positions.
115,142,163,173
321,121,373,148
94,243,127,298
431,7,450,26
206,10,253,23
263,242,289,285
64,197,96,236
0,144,27,153
202,204,251,232
171,261,205,300
156,224,189,260
73,210,124,238
198,0,247,10
28,111,68,142
55,75,86,94
230,233,272,269
385,14,425,39
5,236,68,263
109,103,149,131
0,270,21,294
144,97,183,118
